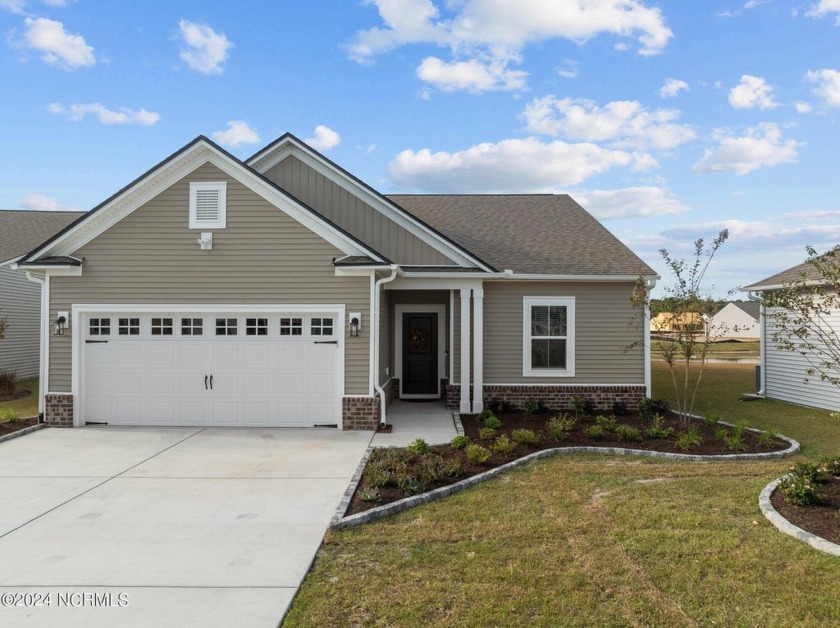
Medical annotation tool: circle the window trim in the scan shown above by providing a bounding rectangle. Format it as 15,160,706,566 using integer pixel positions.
522,296,575,377
188,181,227,229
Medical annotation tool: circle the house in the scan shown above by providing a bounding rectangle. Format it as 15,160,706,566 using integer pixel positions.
650,312,704,333
12,133,657,429
707,301,760,339
0,210,85,378
744,259,840,412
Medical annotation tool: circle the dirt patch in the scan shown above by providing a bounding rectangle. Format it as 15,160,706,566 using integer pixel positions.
771,476,840,545
0,417,39,437
0,389,30,403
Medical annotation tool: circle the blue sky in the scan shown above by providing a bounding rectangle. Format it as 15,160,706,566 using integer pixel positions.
1,0,839,296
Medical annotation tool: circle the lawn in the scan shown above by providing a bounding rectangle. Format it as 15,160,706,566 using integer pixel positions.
0,377,39,419
284,363,840,626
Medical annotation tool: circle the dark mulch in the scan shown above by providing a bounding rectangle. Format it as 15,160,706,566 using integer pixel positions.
0,417,38,437
0,389,30,403
771,476,840,545
345,410,787,516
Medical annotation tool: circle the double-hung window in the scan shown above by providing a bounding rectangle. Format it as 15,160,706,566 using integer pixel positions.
523,297,575,377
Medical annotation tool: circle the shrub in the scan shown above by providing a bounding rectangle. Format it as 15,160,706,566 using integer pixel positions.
546,414,576,441
616,424,643,443
757,431,774,448
487,398,502,413
441,458,463,478
365,465,392,489
611,400,630,416
0,370,17,396
644,414,674,439
790,462,826,484
703,412,721,427
416,454,455,485
639,397,670,421
499,399,515,413
406,438,431,455
477,409,495,423
450,435,470,450
675,426,703,451
478,427,497,440
484,416,502,430
571,395,595,419
822,458,840,477
537,398,550,414
0,408,19,422
595,415,617,432
583,425,606,440
522,397,540,418
359,488,381,503
511,428,539,446
465,443,491,464
491,435,516,455
779,474,822,507
397,473,426,496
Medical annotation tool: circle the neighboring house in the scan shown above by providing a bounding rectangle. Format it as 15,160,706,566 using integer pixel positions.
0,210,85,379
14,134,657,429
707,301,760,339
744,261,840,412
650,312,703,333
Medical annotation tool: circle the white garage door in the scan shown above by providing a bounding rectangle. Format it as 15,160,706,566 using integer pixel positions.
81,310,343,427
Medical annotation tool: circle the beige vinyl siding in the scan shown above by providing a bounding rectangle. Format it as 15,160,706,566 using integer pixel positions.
264,156,458,266
453,281,644,384
48,162,370,394
0,266,41,378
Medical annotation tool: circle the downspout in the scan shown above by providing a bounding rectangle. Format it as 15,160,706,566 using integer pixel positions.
644,277,657,398
748,291,766,396
24,271,48,420
373,265,399,428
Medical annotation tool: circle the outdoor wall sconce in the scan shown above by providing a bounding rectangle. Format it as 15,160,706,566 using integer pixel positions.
54,311,69,336
349,312,361,337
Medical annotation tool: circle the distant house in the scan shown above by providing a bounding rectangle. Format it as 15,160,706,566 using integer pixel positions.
0,210,85,378
707,301,760,339
650,312,704,333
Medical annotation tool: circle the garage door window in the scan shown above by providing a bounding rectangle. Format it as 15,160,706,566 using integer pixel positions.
280,317,302,336
310,317,334,336
181,318,203,336
151,318,174,336
215,318,238,336
118,317,140,336
89,318,111,336
246,318,268,336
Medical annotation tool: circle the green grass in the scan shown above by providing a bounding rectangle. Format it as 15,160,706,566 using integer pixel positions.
651,340,758,358
0,377,39,419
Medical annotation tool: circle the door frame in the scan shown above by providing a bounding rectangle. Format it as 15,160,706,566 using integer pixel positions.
394,303,446,399
72,303,346,428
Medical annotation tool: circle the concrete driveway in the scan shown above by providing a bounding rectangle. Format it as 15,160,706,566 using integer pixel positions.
0,426,372,628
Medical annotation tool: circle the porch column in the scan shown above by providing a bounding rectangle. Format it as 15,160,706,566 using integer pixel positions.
472,287,483,413
459,288,472,414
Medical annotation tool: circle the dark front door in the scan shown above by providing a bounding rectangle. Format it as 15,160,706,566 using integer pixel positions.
402,313,438,396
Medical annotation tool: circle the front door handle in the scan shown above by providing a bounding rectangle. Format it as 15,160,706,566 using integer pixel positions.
210,375,214,390
205,375,208,390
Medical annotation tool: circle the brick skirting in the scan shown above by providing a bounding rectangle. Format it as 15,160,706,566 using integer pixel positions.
342,395,381,430
45,393,74,427
445,384,646,413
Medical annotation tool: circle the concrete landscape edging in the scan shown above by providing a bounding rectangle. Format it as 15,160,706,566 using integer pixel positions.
0,423,45,445
759,476,840,557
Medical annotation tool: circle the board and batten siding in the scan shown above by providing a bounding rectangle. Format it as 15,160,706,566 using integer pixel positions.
48,162,370,395
453,281,644,384
764,301,840,411
264,156,457,267
0,266,41,378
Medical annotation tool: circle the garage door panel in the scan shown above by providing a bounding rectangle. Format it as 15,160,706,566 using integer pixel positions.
178,402,206,424
149,373,176,394
178,344,206,366
114,401,141,423
149,401,175,423
212,402,240,425
309,373,335,396
149,345,176,366
310,346,338,367
212,345,239,367
243,345,270,367
115,373,141,394
242,374,270,395
278,345,306,366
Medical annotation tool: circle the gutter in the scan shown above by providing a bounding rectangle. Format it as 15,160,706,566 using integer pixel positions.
373,265,399,428
23,271,48,419
747,291,766,396
644,277,657,397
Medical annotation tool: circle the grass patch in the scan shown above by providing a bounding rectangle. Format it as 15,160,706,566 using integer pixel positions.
0,378,39,419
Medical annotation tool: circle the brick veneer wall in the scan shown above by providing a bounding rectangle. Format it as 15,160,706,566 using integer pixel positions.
383,378,399,406
45,393,74,427
445,384,646,412
342,395,381,430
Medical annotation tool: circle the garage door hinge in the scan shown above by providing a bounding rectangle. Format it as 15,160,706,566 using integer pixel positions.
313,340,338,345
85,340,109,344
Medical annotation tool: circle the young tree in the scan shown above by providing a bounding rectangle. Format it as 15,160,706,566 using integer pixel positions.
631,230,729,422
0,315,6,340
762,245,840,387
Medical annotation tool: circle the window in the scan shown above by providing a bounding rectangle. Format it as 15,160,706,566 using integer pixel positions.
181,318,203,336
151,317,174,336
89,317,111,336
118,317,140,336
215,318,238,336
189,181,227,229
310,317,334,336
246,317,268,336
279,317,302,336
523,297,575,377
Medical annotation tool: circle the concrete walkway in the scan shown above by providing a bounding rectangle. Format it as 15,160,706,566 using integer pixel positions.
371,400,460,447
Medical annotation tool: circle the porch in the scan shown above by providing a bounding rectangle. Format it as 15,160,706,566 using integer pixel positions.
371,399,461,447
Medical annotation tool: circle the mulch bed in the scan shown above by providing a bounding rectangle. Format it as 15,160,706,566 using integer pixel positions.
345,410,787,516
0,389,30,403
771,476,840,545
0,417,38,437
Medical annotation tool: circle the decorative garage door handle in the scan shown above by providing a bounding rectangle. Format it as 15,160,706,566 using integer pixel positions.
210,375,214,389
85,340,108,344
205,375,208,390
314,340,338,345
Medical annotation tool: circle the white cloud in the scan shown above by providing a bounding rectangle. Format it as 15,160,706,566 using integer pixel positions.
744,0,772,8
0,0,26,12
663,219,840,248
416,56,527,92
178,19,232,75
556,59,579,79
574,186,689,220
304,125,341,151
48,102,160,126
21,17,95,69
21,192,77,212
806,68,840,106
211,120,260,147
659,78,689,98
808,0,840,23
42,0,69,5
783,209,840,220
388,137,655,193
794,101,813,113
728,75,779,109
692,123,802,175
522,96,696,151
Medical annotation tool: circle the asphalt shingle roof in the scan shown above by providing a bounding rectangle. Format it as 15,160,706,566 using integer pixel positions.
0,210,86,264
743,254,837,290
387,194,656,276
730,300,760,320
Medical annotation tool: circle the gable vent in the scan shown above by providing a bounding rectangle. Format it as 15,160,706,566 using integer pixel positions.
189,181,227,229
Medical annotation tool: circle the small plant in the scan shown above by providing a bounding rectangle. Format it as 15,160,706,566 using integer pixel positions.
790,462,826,484
491,435,516,455
522,397,540,418
615,424,643,443
822,457,840,477
779,473,822,507
484,415,502,430
450,435,470,450
416,453,458,485
611,400,630,416
487,398,502,413
675,426,703,451
499,399,515,413
465,443,491,464
511,428,539,446
359,488,381,503
365,465,392,488
571,395,595,420
478,427,497,440
546,414,576,441
0,408,19,422
396,472,426,496
595,415,617,432
638,398,670,421
0,370,17,396
715,427,730,442
406,438,431,455
583,425,606,440
643,414,674,439
756,431,774,448
718,421,747,451
477,409,495,423
537,398,551,414
703,412,721,427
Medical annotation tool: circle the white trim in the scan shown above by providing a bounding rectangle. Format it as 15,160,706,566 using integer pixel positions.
644,302,652,397
335,267,382,277
504,273,659,282
373,266,399,426
369,275,376,397
387,278,484,291
189,181,226,229
395,304,446,399
16,265,82,275
522,296,576,378
24,272,48,416
482,382,645,387
449,290,454,385
460,289,472,413
473,287,484,413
